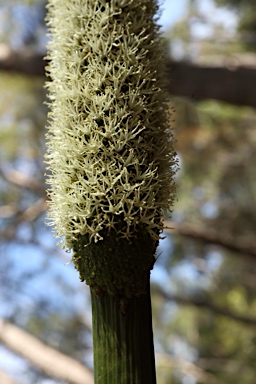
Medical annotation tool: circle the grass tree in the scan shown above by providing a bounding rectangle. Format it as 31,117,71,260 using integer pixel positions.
45,0,177,383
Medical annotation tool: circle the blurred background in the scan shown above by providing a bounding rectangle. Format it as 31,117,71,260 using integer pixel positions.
0,0,256,383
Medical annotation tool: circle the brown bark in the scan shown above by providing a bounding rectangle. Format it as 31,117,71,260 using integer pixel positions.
0,319,93,384
0,46,45,77
0,45,256,107
166,60,256,108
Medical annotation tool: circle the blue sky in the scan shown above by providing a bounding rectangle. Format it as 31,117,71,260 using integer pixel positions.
158,0,237,35
159,0,188,30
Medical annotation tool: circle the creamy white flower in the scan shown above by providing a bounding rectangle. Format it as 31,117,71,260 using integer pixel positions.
45,0,177,250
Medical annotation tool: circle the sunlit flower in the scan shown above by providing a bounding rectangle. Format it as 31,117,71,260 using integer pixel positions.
45,0,177,252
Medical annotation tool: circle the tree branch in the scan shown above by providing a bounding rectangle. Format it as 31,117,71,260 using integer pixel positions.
0,45,256,107
0,167,48,239
0,167,45,195
0,370,18,384
0,319,94,384
0,45,45,77
166,60,256,108
164,221,256,260
155,353,220,384
153,288,256,328
0,198,47,241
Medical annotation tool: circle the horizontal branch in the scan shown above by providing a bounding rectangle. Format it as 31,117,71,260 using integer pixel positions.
164,221,256,260
0,167,45,195
0,45,256,107
153,287,256,328
0,318,94,384
166,60,256,108
0,45,45,77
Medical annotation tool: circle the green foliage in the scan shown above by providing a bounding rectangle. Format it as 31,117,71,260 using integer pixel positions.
0,74,43,161
162,96,256,383
216,0,256,49
216,0,254,7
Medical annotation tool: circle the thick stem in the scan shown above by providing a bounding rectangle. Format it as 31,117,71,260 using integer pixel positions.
91,278,156,384
73,229,158,383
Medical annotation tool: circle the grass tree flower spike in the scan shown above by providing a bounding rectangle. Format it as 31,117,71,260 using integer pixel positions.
45,0,177,382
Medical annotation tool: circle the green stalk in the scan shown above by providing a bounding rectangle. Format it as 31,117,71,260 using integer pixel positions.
91,283,156,384
72,227,157,383
45,0,177,382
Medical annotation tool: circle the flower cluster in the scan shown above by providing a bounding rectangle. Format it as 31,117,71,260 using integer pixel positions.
45,0,177,250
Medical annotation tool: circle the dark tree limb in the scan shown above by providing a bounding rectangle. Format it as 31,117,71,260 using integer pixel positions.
166,60,256,108
153,287,256,328
164,221,256,260
0,45,256,107
0,46,45,77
